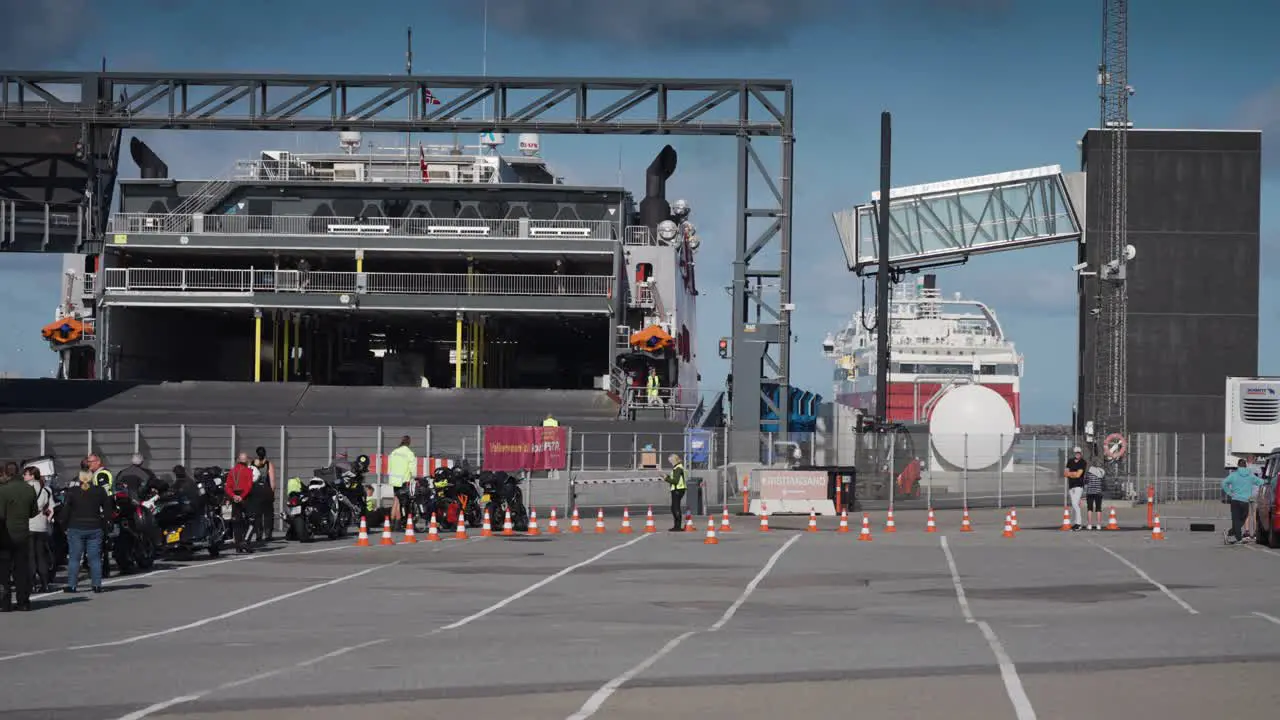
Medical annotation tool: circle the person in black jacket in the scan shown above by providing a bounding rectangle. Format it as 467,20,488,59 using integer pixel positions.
0,463,39,611
60,470,111,594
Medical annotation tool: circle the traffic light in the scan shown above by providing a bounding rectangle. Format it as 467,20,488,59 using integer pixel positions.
717,337,729,359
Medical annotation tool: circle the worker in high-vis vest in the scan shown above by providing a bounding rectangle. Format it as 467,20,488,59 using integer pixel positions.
646,368,661,406
362,484,385,526
542,413,559,427
386,435,416,530
664,453,687,531
85,455,113,492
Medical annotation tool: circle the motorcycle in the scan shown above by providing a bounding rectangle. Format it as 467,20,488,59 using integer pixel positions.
287,469,349,543
479,471,529,532
106,486,159,574
312,459,366,531
145,469,228,559
422,467,483,529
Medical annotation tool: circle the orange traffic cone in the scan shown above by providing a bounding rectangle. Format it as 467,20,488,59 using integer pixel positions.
925,509,938,533
703,516,719,545
619,508,634,534
480,508,493,537
426,513,441,542
806,510,819,533
528,507,541,536
884,509,897,533
684,512,695,532
502,508,515,536
570,506,582,533
644,506,657,533
1106,507,1120,530
1151,515,1165,540
961,507,973,532
837,509,850,533
355,516,371,547
454,513,468,540
758,504,771,532
1060,507,1073,531
1010,508,1020,533
1002,513,1015,539
858,514,873,542
402,516,418,544
720,506,732,533
380,518,395,546
548,507,561,534
595,508,606,534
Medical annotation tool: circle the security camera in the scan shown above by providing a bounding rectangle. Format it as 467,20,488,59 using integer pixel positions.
1072,261,1089,272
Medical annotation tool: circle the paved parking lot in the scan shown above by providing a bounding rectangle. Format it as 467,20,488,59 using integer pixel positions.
3,507,1279,719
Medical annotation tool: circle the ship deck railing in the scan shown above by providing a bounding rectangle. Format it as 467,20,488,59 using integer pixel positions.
96,268,615,297
617,385,700,423
107,213,618,241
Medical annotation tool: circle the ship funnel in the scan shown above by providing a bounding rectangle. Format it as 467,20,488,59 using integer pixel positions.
639,145,678,232
129,137,169,179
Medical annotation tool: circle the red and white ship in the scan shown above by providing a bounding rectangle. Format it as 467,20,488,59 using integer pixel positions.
823,274,1022,470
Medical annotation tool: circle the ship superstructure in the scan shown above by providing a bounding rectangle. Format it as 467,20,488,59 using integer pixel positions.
823,274,1022,427
48,132,701,416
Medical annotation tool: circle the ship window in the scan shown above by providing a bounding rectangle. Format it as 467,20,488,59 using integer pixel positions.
979,364,1020,376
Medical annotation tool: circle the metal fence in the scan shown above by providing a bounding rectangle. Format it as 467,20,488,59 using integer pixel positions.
96,268,615,297
108,213,617,241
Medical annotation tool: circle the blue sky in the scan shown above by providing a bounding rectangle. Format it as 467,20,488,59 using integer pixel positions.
0,0,1276,423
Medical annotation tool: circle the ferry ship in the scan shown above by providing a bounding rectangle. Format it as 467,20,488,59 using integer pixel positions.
822,274,1021,472
40,131,702,423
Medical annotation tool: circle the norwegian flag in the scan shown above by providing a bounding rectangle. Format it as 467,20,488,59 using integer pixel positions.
422,87,441,106
419,143,428,183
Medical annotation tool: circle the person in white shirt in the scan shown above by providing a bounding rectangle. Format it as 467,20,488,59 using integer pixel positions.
24,466,54,592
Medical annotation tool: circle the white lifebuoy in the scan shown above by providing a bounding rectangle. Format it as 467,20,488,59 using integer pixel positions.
1103,433,1127,460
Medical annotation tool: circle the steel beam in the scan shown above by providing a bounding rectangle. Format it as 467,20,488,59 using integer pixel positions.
0,71,788,136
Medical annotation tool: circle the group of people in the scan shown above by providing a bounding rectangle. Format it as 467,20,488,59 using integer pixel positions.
0,446,282,611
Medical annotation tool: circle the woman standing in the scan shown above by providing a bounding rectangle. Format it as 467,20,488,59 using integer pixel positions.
24,467,53,592
251,447,277,544
61,470,110,594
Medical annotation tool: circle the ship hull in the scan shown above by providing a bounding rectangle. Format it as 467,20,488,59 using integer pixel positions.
837,380,1021,427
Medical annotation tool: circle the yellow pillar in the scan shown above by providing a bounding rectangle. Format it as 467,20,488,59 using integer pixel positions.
355,249,364,273
253,309,262,382
454,312,464,388
271,310,279,382
282,311,291,382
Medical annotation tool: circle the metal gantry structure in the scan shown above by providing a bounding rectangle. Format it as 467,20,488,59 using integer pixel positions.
0,70,795,459
1093,0,1131,454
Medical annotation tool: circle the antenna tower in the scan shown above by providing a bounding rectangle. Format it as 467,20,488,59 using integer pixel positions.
1093,0,1131,453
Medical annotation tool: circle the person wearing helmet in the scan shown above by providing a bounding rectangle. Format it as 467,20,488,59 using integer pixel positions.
1064,446,1088,531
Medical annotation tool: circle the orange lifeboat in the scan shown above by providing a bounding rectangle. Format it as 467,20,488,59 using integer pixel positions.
42,317,92,345
628,325,674,353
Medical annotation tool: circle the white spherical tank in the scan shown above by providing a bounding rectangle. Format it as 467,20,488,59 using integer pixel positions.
928,384,1016,470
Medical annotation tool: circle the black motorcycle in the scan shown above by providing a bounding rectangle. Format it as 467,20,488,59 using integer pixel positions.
312,460,365,531
287,471,348,543
479,471,529,532
106,487,159,574
146,470,228,559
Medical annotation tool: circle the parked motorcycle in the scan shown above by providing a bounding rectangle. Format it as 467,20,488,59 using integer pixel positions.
312,458,366,530
423,467,482,529
479,471,529,532
107,486,159,574
145,469,228,558
287,467,352,542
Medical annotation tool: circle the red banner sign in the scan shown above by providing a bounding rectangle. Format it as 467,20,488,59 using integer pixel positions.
482,426,568,471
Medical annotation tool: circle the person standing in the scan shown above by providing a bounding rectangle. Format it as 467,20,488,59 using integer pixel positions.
85,454,114,492
61,470,110,594
386,436,416,531
225,453,256,554
1084,466,1106,530
251,447,277,544
25,466,54,592
0,464,39,611
664,453,687,531
1064,446,1088,531
1223,459,1264,545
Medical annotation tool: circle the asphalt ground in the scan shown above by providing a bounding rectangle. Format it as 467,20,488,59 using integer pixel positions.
3,507,1278,720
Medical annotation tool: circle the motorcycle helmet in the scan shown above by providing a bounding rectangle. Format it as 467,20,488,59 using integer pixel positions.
354,454,370,473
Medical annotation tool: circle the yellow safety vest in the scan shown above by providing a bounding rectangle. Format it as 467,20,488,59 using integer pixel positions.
94,468,113,492
287,477,303,494
647,374,660,398
365,496,377,513
668,463,687,491
387,446,416,488
543,417,559,427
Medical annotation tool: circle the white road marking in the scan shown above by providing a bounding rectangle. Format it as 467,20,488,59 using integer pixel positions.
939,536,1037,720
1247,544,1280,557
1252,611,1280,626
1089,539,1198,614
69,563,396,651
111,535,639,719
31,541,359,601
940,535,975,623
437,533,652,631
114,639,388,720
565,534,801,720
